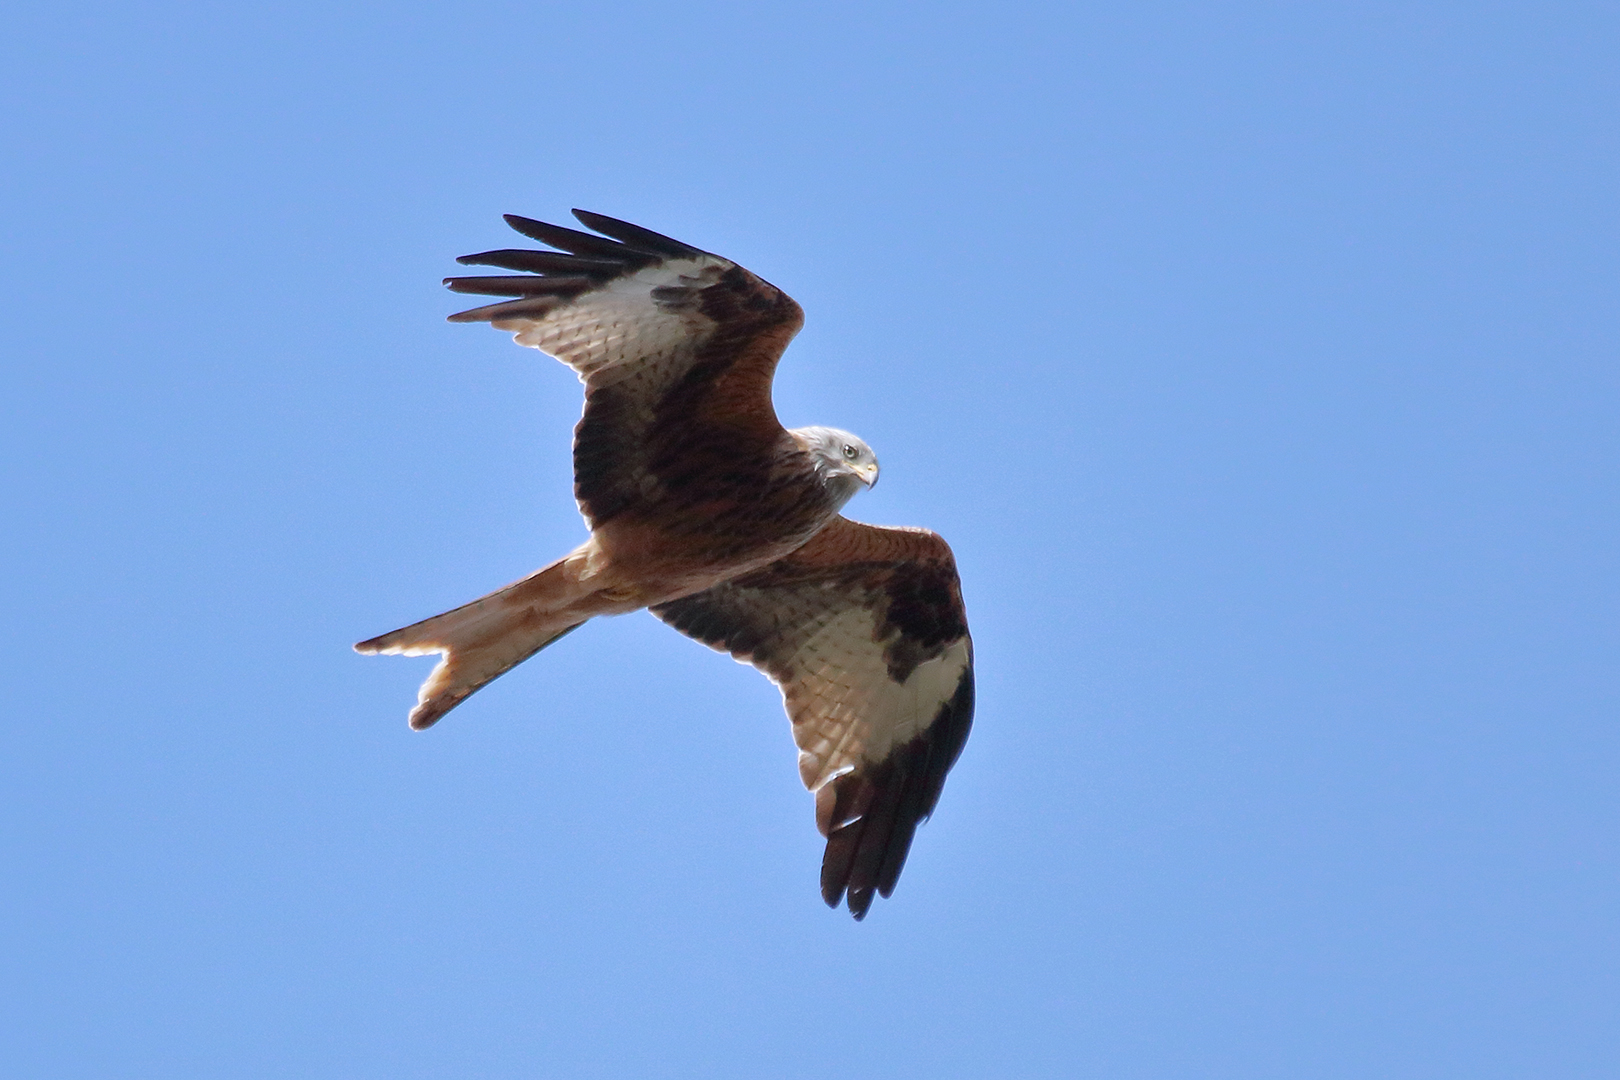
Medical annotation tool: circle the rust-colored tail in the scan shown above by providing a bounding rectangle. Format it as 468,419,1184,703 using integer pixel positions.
355,555,590,729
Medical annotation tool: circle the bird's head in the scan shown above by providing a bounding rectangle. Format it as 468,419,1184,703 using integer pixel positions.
795,426,880,505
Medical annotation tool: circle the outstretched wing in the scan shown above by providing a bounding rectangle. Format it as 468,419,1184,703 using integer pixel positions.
447,210,804,529
651,517,974,920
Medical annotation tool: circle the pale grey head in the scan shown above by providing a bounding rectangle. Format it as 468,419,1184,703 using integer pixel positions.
794,425,880,510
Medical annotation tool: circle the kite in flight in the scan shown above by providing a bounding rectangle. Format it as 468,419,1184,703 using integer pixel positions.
356,211,974,919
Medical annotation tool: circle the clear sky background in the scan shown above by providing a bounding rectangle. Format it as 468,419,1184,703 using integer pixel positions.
3,2,1616,1077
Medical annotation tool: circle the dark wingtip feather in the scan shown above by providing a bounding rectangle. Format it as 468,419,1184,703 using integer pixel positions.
845,782,904,913
821,819,861,909
572,209,707,259
501,213,658,263
443,275,597,298
877,801,924,898
815,662,977,919
502,212,551,238
449,249,624,278
446,296,567,323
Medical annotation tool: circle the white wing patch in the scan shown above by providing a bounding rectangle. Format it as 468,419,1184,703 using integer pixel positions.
781,607,972,791
493,256,731,384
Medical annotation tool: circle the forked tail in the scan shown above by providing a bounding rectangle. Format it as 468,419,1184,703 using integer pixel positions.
355,556,589,729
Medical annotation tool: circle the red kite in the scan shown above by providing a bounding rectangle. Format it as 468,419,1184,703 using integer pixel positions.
358,211,974,919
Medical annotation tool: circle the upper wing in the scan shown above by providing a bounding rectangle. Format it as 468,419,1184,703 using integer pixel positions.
447,211,805,529
651,517,975,920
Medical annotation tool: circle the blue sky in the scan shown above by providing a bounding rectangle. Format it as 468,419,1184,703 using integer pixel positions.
3,2,1616,1077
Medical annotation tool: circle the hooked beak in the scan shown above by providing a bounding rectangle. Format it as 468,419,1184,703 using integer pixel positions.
859,462,880,489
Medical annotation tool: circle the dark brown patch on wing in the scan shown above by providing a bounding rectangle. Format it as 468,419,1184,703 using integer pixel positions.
876,561,969,681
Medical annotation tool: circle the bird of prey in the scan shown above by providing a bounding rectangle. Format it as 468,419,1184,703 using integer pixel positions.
356,211,974,919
